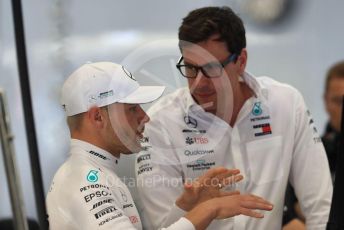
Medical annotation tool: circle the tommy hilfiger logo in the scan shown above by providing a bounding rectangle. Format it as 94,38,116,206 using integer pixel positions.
253,123,272,137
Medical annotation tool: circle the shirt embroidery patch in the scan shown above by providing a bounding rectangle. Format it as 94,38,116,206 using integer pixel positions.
253,123,272,137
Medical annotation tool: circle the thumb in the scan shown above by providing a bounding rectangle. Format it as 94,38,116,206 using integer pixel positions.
184,181,203,195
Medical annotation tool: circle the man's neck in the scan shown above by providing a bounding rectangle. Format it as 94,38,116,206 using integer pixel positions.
71,132,121,158
207,82,253,127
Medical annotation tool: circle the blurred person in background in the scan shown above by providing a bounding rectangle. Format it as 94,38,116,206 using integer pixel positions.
282,184,305,230
322,60,344,181
282,61,344,230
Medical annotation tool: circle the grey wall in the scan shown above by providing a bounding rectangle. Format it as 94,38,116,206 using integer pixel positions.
0,0,343,222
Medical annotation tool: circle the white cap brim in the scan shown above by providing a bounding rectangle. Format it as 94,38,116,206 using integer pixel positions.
118,86,165,104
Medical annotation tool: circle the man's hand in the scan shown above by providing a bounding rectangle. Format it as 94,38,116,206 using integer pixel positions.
211,194,273,219
184,194,273,230
176,167,243,211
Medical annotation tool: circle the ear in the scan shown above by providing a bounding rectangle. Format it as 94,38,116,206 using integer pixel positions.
88,106,105,129
237,48,247,74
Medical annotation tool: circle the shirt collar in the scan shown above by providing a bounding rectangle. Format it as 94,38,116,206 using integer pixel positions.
70,139,119,168
185,70,268,113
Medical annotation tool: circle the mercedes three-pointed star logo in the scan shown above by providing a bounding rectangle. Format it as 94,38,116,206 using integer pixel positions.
184,115,197,128
122,66,136,81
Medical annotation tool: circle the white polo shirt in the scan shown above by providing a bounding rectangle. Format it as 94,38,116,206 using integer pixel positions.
47,139,195,230
135,71,333,230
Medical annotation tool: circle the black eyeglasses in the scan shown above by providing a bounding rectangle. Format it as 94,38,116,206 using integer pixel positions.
176,53,238,78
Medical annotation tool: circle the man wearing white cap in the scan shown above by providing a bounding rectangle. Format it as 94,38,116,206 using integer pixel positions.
46,62,273,230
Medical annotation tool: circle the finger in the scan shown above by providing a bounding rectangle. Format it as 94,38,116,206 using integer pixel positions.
247,194,265,200
183,181,203,196
197,168,229,187
201,167,240,183
234,174,244,182
244,194,270,204
239,208,264,218
222,174,243,187
241,200,274,211
216,169,240,181
183,183,194,195
246,194,273,206
184,182,193,190
219,190,240,197
207,169,240,188
199,168,241,189
199,167,229,182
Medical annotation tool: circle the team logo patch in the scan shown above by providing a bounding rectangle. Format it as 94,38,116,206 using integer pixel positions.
87,170,99,183
252,102,263,116
122,66,136,81
184,115,198,128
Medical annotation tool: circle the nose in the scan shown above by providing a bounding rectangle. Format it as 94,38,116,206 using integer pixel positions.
138,106,150,125
191,70,211,90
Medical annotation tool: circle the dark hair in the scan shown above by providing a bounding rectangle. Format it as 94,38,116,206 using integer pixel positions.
325,61,344,93
178,6,246,56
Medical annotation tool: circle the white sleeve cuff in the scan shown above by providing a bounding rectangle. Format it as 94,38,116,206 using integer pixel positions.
162,217,195,230
163,203,188,227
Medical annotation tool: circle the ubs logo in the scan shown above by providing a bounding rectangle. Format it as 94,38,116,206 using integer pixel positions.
122,66,136,81
184,115,197,128
185,137,209,145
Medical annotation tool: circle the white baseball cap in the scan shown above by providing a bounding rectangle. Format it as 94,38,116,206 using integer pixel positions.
61,62,165,116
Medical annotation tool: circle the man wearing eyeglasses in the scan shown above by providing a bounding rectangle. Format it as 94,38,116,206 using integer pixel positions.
135,6,332,230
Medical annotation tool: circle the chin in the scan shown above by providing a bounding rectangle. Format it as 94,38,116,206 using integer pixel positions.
199,100,216,111
193,95,216,106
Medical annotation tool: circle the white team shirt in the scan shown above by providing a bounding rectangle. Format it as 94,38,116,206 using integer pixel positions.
135,71,333,230
47,139,195,230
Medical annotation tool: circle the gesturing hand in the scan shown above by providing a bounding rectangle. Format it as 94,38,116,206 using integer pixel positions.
184,193,273,230
212,194,273,219
176,167,243,211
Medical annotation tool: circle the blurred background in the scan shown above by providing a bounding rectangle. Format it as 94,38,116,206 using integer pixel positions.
0,0,343,227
